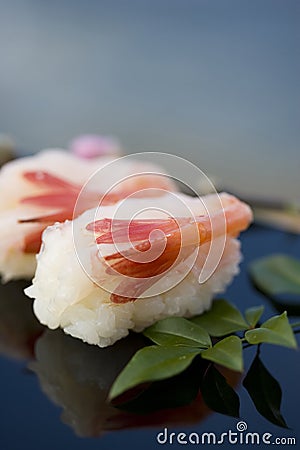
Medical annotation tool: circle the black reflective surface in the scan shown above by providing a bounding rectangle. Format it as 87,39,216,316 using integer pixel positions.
0,224,299,450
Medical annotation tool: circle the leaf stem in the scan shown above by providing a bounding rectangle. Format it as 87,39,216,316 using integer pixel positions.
291,321,300,329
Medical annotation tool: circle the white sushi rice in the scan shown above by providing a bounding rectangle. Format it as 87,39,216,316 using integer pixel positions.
25,193,243,347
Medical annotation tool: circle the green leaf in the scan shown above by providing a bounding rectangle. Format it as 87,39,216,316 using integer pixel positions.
249,255,300,316
245,305,264,327
249,254,300,296
109,345,201,399
143,317,212,348
201,365,240,418
245,311,297,349
243,354,288,428
201,336,243,372
192,299,249,336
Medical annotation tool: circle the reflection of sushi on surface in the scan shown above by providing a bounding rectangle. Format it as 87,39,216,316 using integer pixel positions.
0,280,44,360
30,329,146,437
31,330,240,437
0,149,175,281
26,192,252,347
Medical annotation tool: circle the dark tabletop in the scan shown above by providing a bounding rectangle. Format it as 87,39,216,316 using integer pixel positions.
0,224,299,450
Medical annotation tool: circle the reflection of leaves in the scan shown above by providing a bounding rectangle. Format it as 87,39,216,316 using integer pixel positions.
192,299,248,336
116,358,203,413
243,355,288,428
202,336,243,372
245,305,264,327
144,317,211,348
201,365,240,418
249,255,300,316
109,346,201,400
245,312,297,348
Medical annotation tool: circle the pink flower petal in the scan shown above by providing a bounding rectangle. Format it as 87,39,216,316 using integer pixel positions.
69,135,122,159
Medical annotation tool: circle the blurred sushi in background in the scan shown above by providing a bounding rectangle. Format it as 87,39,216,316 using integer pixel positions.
0,139,175,281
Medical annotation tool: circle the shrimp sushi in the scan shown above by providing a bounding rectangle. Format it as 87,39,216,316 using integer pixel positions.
0,149,175,281
25,192,252,347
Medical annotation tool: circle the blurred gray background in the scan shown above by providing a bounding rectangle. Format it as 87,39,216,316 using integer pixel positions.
0,0,299,201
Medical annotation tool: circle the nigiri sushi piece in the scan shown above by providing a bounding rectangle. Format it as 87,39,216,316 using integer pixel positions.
25,192,252,347
0,149,175,281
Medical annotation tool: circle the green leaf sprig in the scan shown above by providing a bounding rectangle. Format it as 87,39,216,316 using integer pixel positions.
109,299,299,428
250,254,300,315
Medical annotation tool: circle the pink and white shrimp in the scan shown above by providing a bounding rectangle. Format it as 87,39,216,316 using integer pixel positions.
0,149,176,281
25,192,252,347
